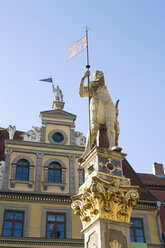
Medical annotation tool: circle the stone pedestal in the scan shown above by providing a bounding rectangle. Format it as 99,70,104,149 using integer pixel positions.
72,147,139,248
84,219,131,248
52,101,65,110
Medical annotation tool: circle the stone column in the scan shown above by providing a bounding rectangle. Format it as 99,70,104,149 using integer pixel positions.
35,152,43,192
2,148,12,190
40,122,46,143
70,124,75,146
69,155,75,195
72,147,139,248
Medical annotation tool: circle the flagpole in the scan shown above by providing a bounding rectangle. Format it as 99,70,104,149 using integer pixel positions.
84,25,91,151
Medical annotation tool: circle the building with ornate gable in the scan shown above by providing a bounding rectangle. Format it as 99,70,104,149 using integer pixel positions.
0,93,164,248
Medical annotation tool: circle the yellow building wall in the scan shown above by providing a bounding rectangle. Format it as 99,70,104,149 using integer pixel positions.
72,212,82,239
0,200,81,239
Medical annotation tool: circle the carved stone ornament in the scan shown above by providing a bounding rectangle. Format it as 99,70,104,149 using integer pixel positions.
72,176,139,229
87,231,98,248
109,240,122,248
7,125,16,140
0,161,5,176
21,126,41,142
75,131,86,146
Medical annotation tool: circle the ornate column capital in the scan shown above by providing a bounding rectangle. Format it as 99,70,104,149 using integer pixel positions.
72,176,139,230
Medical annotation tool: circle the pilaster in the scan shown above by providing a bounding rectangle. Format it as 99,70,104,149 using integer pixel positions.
2,148,12,190
70,125,75,146
40,123,46,143
69,155,75,195
35,152,43,192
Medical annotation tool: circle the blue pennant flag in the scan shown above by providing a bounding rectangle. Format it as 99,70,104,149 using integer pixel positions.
39,78,53,83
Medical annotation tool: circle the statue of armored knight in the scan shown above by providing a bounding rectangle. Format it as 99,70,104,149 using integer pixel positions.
79,70,120,157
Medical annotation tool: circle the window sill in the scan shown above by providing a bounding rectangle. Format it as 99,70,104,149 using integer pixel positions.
42,182,66,191
10,179,33,188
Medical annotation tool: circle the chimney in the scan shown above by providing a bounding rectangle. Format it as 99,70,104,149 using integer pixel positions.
152,162,164,176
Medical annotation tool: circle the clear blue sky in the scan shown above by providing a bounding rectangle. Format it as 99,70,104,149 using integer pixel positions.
0,0,165,174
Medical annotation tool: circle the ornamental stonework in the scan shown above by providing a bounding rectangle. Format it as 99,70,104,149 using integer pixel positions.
72,176,139,229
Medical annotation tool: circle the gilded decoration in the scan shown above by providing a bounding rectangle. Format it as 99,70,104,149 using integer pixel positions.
109,240,122,248
99,158,122,174
72,176,139,228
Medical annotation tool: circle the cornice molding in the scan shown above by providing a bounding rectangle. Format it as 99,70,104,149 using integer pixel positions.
0,237,84,246
5,140,84,152
0,191,72,204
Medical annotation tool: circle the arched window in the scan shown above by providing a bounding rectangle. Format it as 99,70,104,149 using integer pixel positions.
16,159,29,181
48,162,62,183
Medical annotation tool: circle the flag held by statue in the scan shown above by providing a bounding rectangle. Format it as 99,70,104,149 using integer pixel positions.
67,35,87,61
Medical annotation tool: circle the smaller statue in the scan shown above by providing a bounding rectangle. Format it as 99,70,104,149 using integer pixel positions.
7,125,16,140
0,161,5,176
75,132,86,146
21,126,41,142
52,84,63,102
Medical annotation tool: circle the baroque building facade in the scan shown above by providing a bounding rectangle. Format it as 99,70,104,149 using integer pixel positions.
0,96,164,248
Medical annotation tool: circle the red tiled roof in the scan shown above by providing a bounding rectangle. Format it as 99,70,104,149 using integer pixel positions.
122,159,157,202
0,129,23,161
150,191,165,202
137,173,165,187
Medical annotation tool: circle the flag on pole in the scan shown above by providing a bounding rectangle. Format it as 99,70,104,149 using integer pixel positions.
67,35,87,61
39,78,53,83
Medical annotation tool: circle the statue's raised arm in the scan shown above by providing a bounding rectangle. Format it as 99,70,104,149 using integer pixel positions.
79,71,91,98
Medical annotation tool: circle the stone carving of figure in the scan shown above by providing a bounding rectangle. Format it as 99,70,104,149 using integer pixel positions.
21,126,41,142
52,84,63,102
79,70,119,156
75,131,86,146
0,161,5,176
7,125,16,140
